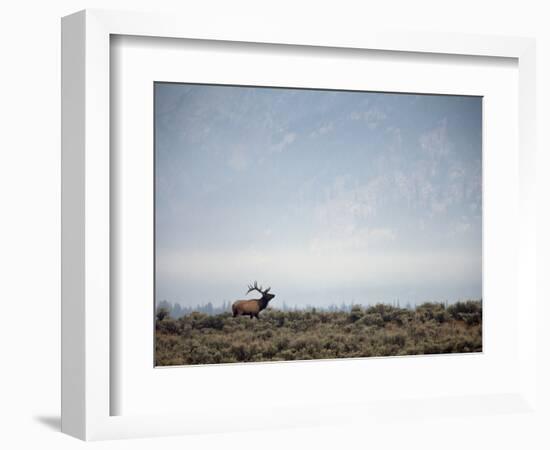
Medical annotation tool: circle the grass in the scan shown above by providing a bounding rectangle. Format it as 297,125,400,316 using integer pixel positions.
155,300,482,366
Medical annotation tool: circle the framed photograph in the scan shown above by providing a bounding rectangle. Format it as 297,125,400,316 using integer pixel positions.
62,9,538,441
153,82,483,367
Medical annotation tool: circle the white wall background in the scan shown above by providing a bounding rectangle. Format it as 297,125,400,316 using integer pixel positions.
0,1,548,449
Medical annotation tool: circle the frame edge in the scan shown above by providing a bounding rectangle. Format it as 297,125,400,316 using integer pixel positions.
61,9,87,441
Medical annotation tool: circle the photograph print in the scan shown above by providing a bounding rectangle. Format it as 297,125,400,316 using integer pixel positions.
154,82,482,366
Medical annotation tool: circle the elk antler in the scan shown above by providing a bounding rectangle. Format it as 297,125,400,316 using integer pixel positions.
246,281,268,295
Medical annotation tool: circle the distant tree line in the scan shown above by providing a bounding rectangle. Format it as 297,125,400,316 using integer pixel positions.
156,298,467,318
156,300,231,318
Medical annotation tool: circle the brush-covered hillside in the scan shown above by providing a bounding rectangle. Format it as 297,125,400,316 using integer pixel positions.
155,300,482,366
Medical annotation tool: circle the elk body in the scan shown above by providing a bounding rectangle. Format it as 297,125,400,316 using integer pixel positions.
232,281,275,319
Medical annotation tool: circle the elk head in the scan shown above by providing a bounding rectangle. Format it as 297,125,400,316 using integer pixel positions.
246,281,275,304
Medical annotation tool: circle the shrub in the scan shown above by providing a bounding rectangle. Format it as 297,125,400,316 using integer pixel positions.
157,318,178,334
457,312,481,326
349,305,364,323
360,313,384,327
201,315,225,330
383,331,407,347
448,301,482,318
156,307,170,322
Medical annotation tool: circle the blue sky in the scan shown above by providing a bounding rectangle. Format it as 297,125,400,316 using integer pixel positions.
155,83,482,308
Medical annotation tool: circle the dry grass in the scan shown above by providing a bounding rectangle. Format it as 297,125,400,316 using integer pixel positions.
155,301,482,366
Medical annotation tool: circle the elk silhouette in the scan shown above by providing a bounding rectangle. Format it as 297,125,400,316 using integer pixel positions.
232,281,275,319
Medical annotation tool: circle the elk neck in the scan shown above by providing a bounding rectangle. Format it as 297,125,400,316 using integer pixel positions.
258,296,270,310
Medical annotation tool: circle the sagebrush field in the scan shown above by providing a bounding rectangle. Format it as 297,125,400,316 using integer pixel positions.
155,300,482,366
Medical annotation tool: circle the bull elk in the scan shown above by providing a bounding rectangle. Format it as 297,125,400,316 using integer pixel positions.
232,281,275,319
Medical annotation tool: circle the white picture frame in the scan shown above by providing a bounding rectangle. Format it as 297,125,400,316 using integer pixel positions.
61,9,537,441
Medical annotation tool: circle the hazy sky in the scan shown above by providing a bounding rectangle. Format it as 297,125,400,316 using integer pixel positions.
155,83,482,308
